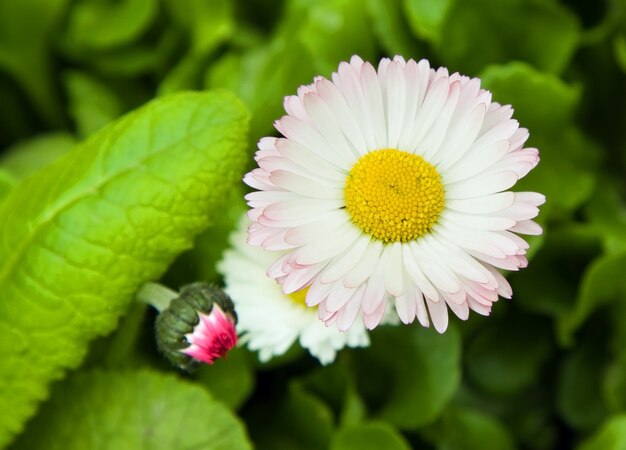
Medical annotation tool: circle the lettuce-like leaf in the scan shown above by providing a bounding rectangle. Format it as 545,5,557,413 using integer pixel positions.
12,369,252,450
0,90,249,447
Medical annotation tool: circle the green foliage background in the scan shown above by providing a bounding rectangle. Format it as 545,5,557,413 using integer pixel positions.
0,0,625,448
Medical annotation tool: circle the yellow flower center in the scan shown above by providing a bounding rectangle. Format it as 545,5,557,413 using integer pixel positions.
287,287,310,307
344,149,444,244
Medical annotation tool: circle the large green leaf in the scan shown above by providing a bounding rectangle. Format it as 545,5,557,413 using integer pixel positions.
0,91,249,447
11,369,251,450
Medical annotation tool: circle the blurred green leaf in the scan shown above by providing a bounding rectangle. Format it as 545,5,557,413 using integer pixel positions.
0,91,249,447
512,225,600,319
0,132,77,180
330,422,411,450
481,61,581,131
247,382,334,450
438,0,580,75
0,0,68,125
350,325,461,429
163,0,234,54
558,250,626,343
207,0,377,140
584,182,626,254
296,361,367,427
159,0,235,95
64,0,157,51
207,39,316,140
64,71,124,137
466,318,552,397
578,415,626,450
196,347,255,410
434,407,516,450
615,34,626,73
365,0,423,56
403,0,456,44
288,0,376,76
12,369,251,450
558,338,610,431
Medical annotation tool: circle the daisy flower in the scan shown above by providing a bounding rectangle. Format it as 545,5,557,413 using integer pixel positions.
244,55,544,333
218,215,369,365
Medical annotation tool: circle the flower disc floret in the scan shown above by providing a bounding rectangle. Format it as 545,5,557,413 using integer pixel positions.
344,148,444,244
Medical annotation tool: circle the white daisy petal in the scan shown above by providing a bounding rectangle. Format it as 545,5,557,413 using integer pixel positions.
396,293,417,324
344,240,384,287
426,296,449,333
244,56,543,334
363,299,387,330
270,170,343,199
319,236,370,283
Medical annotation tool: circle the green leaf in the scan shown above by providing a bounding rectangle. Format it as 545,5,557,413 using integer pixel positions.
578,415,626,450
557,338,610,431
365,0,423,56
350,325,461,429
558,250,626,344
63,0,157,51
163,0,234,54
512,225,601,319
466,318,552,396
296,362,366,427
247,382,334,450
403,0,456,44
159,0,235,95
583,182,626,254
0,0,69,125
438,0,580,75
480,62,580,132
64,71,124,137
0,132,77,180
291,0,376,77
330,422,411,450
434,408,516,450
207,0,377,140
207,40,316,139
0,91,249,447
196,347,255,410
615,34,626,73
11,369,251,450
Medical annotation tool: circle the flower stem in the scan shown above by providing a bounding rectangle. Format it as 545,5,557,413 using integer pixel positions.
136,282,178,312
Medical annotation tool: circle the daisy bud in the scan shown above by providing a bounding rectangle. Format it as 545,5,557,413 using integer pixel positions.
154,282,237,371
